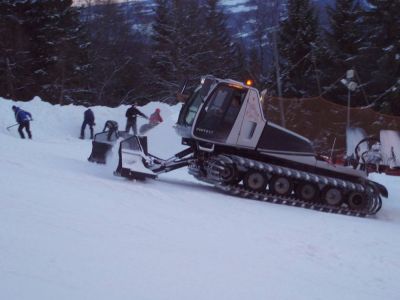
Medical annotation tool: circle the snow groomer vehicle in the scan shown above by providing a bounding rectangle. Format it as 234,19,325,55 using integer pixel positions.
115,75,388,217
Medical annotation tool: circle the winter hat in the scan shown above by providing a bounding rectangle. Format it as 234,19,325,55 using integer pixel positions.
11,105,17,111
156,108,160,113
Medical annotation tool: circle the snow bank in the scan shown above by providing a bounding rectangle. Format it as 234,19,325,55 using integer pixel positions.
0,97,184,156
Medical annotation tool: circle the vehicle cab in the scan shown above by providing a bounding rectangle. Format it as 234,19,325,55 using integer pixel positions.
175,76,266,149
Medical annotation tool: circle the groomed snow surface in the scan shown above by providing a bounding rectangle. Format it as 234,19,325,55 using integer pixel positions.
1,97,400,300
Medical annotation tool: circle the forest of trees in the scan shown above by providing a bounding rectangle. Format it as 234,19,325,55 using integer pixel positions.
0,0,399,115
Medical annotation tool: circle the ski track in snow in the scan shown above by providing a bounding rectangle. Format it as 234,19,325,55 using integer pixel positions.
1,97,400,300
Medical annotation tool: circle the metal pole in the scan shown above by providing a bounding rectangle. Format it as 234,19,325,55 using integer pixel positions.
272,25,285,128
6,123,19,130
329,136,337,163
347,88,351,129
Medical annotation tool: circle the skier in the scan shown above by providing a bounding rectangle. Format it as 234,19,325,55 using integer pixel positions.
80,108,95,139
12,106,33,139
102,120,119,141
125,103,148,135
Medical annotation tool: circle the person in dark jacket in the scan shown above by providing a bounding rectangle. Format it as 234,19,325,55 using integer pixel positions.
125,103,147,135
80,108,95,139
102,120,119,141
12,106,32,139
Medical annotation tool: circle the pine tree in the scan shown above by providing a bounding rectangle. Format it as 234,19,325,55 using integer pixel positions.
0,0,91,104
202,0,237,79
277,0,322,97
326,0,363,58
149,0,175,98
25,0,92,104
361,0,400,115
149,0,242,100
50,1,92,105
231,41,250,83
322,0,366,106
85,0,148,106
246,0,282,86
0,1,32,100
149,0,214,100
171,0,208,85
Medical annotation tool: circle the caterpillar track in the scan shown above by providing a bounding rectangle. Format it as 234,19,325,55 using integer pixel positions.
189,154,383,217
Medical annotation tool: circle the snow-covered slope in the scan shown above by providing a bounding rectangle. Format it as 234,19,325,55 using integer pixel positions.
1,97,400,300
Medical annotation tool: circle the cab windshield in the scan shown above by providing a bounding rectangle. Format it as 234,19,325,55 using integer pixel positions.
194,84,247,142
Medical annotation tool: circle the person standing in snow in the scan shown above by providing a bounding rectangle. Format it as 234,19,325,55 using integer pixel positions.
80,108,95,139
149,108,163,125
125,103,147,135
12,106,33,139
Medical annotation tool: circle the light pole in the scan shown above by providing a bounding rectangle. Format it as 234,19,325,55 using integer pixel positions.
272,28,285,128
340,70,358,130
271,0,285,128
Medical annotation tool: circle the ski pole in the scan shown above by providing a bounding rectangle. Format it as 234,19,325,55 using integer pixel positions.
6,123,19,131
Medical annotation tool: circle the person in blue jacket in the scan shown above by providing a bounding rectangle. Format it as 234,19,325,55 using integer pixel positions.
12,106,32,139
80,108,95,139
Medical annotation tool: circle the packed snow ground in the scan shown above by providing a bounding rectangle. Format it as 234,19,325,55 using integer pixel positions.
1,98,400,300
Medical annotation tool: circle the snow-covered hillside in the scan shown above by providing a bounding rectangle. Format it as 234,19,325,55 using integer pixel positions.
1,97,400,300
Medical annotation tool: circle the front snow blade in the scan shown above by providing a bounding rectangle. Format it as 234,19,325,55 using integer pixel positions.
114,135,157,180
88,131,118,164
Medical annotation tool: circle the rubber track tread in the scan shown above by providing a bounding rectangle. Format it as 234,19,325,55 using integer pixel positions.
205,154,383,217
